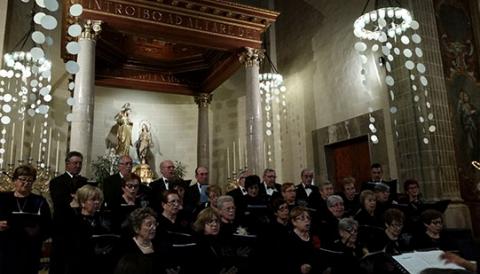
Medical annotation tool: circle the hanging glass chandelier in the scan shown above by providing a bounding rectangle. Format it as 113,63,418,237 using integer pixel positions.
353,6,436,145
259,72,287,166
0,0,58,172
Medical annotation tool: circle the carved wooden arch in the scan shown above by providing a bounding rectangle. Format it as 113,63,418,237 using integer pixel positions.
62,0,279,96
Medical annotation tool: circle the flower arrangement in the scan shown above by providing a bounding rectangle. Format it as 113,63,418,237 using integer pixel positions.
91,149,121,184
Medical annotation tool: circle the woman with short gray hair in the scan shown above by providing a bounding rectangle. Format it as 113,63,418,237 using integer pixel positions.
329,218,366,274
317,195,345,248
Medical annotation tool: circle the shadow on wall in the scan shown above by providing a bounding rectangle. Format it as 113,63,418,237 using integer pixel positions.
275,1,325,71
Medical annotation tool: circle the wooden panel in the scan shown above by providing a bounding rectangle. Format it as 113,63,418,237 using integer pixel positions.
325,136,371,191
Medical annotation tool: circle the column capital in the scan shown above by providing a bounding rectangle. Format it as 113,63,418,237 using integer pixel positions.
194,93,212,108
81,20,102,40
239,47,265,67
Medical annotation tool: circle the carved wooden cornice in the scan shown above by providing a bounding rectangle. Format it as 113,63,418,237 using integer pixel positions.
61,0,279,95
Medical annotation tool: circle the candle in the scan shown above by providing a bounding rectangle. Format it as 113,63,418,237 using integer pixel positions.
37,125,42,161
19,120,25,160
233,141,236,171
9,123,15,164
55,132,60,173
244,145,247,168
263,141,267,168
30,120,36,159
238,139,242,171
47,128,52,167
226,147,230,176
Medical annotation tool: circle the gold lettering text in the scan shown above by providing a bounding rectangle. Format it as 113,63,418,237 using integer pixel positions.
114,3,122,14
125,6,135,16
175,15,183,25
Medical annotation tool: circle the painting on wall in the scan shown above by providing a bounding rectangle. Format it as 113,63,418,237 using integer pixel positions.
435,0,480,232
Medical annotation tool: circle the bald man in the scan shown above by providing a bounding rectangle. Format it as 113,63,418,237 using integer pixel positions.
102,155,134,209
150,160,176,213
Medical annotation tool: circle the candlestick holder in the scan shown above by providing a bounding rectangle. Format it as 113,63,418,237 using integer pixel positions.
7,163,15,177
0,164,14,192
34,162,50,195
28,157,33,165
225,176,238,193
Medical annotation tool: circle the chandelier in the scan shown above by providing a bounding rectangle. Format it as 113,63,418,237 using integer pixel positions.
259,70,287,167
353,5,436,145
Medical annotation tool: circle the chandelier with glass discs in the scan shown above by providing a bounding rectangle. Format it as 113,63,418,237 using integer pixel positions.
353,6,436,145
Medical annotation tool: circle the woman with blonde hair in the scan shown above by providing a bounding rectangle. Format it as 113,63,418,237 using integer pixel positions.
66,185,115,274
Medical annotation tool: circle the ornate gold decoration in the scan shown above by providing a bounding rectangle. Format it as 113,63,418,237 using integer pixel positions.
133,163,154,185
81,20,102,40
472,161,480,170
239,47,265,67
194,93,213,108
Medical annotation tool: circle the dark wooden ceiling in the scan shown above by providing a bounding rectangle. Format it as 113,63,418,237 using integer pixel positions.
62,0,279,96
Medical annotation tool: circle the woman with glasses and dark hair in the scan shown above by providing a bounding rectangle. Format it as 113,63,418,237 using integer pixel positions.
116,207,158,274
413,209,449,250
155,190,190,235
123,207,158,255
254,197,292,274
112,173,150,234
189,207,234,274
0,165,51,274
286,207,324,274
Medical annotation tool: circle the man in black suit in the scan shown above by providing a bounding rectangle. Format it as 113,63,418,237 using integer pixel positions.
258,168,281,202
295,168,321,209
49,151,88,274
102,155,133,209
361,163,398,201
149,159,176,213
184,166,209,212
226,169,250,208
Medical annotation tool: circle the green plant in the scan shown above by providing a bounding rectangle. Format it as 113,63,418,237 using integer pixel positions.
173,160,187,179
91,154,120,184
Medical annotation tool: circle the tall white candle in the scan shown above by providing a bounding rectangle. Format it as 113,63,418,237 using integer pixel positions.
55,132,60,173
244,145,247,168
263,141,267,168
233,141,236,171
47,128,52,167
19,120,25,160
238,138,242,171
30,120,36,159
37,125,42,161
9,123,15,164
226,147,230,176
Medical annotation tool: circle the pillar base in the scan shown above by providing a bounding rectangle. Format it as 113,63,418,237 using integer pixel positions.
444,202,472,231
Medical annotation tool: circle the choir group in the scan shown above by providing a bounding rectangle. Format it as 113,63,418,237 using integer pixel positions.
0,152,475,274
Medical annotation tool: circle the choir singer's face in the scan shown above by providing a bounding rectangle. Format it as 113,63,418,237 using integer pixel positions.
139,216,157,241
204,217,220,236
364,195,376,212
220,201,236,223
66,156,83,175
14,176,34,196
292,212,311,232
82,197,101,215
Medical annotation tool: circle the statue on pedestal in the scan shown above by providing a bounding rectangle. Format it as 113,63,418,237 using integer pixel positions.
114,103,133,156
135,121,153,164
133,120,154,184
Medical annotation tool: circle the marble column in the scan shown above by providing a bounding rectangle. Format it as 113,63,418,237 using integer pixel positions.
194,93,212,168
239,47,265,175
0,0,8,64
70,20,102,175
